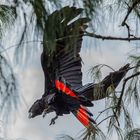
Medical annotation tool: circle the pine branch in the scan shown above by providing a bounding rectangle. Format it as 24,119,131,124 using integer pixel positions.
116,72,140,114
121,0,140,26
121,0,140,38
84,31,140,41
97,115,114,126
95,106,116,121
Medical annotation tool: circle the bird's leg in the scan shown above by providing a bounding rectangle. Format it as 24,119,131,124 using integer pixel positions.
42,109,48,118
49,115,58,125
43,106,53,118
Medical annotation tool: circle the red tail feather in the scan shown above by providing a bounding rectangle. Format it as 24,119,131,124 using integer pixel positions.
73,106,96,128
76,109,90,127
55,80,96,128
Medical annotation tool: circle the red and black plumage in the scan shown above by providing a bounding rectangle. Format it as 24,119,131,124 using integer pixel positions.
55,80,96,128
28,6,96,128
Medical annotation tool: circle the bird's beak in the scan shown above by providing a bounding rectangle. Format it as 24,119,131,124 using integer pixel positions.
28,112,33,119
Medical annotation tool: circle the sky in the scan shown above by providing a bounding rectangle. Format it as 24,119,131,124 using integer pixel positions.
0,2,140,140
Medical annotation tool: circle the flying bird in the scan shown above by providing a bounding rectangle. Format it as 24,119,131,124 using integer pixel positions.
28,6,130,129
28,6,96,129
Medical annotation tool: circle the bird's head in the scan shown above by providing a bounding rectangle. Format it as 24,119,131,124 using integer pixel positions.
28,99,45,118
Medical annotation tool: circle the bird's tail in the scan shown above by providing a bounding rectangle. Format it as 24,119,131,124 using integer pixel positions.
55,79,96,128
72,105,96,129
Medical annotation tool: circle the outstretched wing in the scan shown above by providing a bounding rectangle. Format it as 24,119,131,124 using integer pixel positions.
42,6,90,92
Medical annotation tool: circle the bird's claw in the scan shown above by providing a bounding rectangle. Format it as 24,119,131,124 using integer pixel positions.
43,112,47,118
49,119,55,125
49,115,58,126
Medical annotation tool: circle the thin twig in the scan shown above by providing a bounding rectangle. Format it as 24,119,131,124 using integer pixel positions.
97,115,114,126
116,72,140,114
85,31,140,41
2,32,140,55
0,40,43,54
2,31,140,55
128,65,140,71
121,1,140,38
123,22,131,38
122,0,140,26
95,106,116,121
99,64,115,72
113,109,120,126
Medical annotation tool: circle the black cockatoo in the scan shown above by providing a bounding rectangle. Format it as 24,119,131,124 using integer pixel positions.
28,6,96,129
28,6,130,129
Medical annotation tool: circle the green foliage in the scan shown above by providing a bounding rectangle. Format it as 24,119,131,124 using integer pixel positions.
0,3,19,123
57,134,75,140
87,62,140,140
11,0,140,64
56,127,106,140
124,128,140,140
0,54,19,122
0,5,16,37
125,55,140,108
89,64,115,83
30,0,48,29
78,128,106,140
